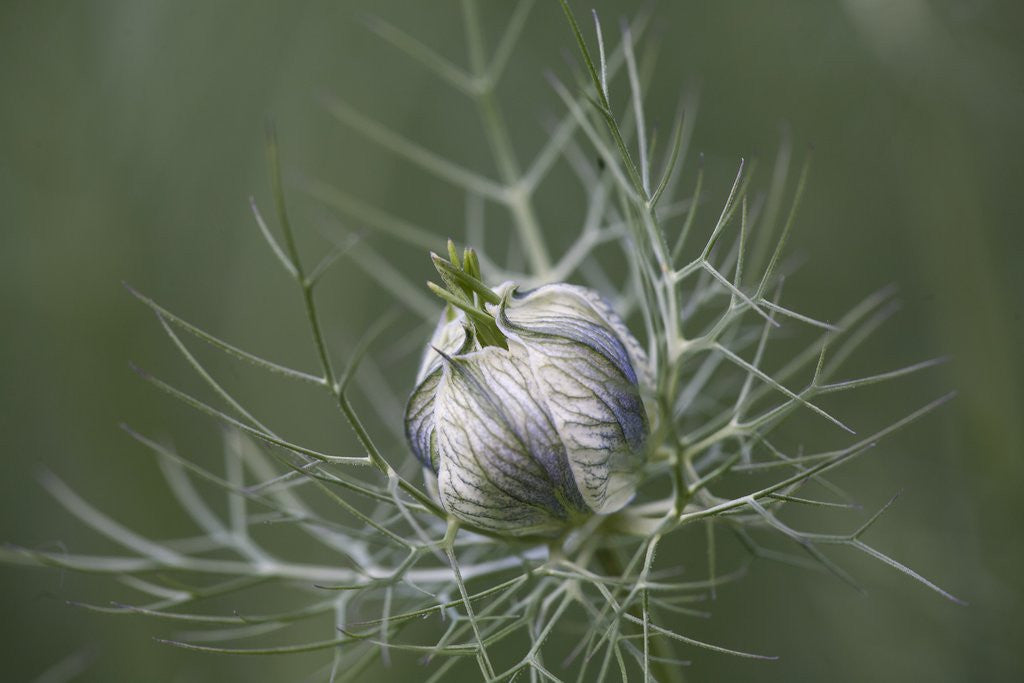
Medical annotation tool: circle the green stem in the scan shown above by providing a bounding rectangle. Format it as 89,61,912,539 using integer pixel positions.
595,547,686,683
462,0,552,277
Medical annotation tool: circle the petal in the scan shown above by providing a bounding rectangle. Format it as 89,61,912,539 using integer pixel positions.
434,345,587,535
414,307,469,384
404,368,443,471
405,309,472,472
564,284,654,392
495,284,647,514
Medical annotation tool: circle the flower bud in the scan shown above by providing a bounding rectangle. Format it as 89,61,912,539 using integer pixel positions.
405,283,650,536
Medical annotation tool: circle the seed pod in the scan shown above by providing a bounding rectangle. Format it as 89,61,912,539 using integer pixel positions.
405,283,650,536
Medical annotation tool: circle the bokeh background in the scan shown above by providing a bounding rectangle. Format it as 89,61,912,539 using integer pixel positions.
2,1,1022,681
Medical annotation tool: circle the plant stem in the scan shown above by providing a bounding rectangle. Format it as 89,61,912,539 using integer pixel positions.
595,547,686,683
462,0,552,278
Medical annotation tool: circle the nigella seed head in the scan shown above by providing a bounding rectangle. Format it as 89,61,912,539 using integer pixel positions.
405,278,651,536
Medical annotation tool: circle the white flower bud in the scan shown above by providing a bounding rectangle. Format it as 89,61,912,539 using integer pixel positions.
405,283,650,536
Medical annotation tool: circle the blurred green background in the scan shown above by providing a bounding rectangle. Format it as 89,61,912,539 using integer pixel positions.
2,0,1022,680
